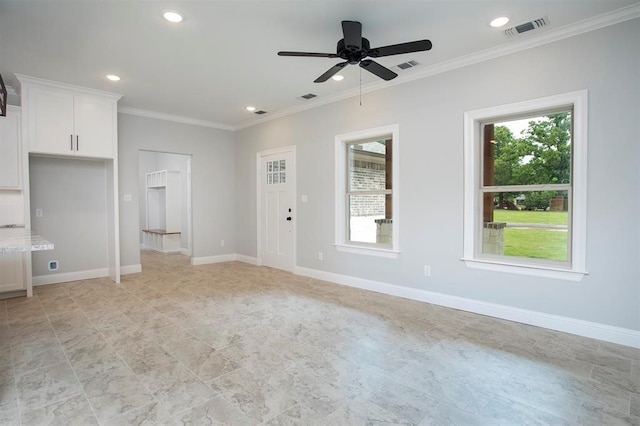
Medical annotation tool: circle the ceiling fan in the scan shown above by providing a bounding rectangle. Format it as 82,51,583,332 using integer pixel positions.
278,20,432,83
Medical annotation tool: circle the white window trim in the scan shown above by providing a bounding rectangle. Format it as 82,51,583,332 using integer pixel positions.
462,90,588,281
335,124,400,258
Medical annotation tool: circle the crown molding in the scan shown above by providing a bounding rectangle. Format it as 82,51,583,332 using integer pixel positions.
118,106,236,131
15,74,122,100
234,3,640,130
108,3,639,132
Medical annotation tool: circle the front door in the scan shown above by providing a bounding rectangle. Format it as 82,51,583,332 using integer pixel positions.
258,148,295,271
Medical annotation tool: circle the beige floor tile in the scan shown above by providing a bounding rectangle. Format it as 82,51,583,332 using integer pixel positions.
3,251,638,425
591,365,640,393
322,398,408,425
20,394,98,425
417,402,486,426
115,338,177,375
16,361,82,412
0,379,19,425
212,368,298,423
80,365,157,423
264,403,328,426
481,394,573,425
137,363,216,417
577,401,640,426
632,393,640,417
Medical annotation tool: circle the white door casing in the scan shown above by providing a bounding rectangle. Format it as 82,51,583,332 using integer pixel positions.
257,146,295,272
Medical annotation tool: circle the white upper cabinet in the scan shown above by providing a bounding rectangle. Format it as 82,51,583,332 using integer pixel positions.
28,86,74,156
0,106,21,189
17,75,121,159
73,94,117,158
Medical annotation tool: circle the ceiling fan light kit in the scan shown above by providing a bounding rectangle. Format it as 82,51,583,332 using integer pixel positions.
278,20,432,83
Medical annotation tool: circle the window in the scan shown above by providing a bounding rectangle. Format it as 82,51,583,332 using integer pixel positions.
335,125,399,257
463,91,588,281
266,159,286,184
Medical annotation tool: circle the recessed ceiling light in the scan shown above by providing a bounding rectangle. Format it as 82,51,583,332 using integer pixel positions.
163,10,183,23
332,75,344,81
106,74,120,81
246,106,256,112
490,16,509,28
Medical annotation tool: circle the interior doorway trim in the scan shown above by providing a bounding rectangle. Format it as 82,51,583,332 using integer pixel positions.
256,145,297,271
138,150,193,259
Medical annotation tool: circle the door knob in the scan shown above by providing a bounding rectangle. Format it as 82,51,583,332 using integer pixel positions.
286,217,292,221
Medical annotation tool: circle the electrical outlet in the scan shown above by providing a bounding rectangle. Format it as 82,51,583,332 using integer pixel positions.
424,265,431,276
220,240,225,247
36,209,43,217
318,251,323,261
48,260,58,271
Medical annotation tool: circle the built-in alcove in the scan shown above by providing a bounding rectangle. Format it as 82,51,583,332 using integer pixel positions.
138,151,191,256
29,155,109,278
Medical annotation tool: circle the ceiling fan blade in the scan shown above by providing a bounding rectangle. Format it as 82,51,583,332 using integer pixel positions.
342,21,362,51
368,40,433,58
278,51,338,58
359,59,397,81
314,61,348,83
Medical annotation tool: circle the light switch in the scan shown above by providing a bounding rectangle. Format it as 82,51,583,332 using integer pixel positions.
123,194,132,202
301,195,308,203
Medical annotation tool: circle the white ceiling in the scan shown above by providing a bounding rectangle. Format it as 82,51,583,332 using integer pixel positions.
1,1,638,129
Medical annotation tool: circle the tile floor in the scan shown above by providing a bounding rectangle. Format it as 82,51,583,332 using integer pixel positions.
1,251,639,425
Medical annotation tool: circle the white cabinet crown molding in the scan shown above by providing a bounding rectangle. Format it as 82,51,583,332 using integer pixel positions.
15,74,122,101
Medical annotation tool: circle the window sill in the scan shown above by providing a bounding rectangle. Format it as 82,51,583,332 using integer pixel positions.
335,244,400,259
462,258,587,282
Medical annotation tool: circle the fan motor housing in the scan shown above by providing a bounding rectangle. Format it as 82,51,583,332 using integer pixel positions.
337,38,370,64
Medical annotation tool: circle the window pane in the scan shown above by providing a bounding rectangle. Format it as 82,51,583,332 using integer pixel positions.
348,194,389,244
483,112,572,186
348,140,389,191
482,190,569,262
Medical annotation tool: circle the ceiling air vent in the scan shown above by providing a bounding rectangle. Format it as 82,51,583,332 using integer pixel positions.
396,60,420,70
254,110,267,115
299,93,317,100
504,16,549,37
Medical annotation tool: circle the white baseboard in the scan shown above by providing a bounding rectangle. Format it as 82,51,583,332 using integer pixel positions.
294,266,640,349
120,264,142,275
191,254,258,266
33,268,109,286
180,248,191,256
191,254,237,266
236,254,258,265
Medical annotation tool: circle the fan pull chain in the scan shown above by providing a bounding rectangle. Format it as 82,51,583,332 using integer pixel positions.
359,67,362,106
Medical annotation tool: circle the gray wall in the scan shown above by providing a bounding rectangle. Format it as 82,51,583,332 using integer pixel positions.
235,20,640,330
30,156,109,276
118,114,236,268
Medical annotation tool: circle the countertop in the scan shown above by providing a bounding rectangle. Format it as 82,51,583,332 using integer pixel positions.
0,227,54,254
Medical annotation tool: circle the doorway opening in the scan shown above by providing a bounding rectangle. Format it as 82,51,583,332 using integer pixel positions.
138,151,192,264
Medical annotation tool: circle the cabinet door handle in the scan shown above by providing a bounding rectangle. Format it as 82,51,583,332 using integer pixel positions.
76,135,79,151
70,134,74,151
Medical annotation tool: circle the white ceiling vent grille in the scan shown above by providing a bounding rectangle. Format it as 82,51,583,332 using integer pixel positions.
504,16,549,37
299,93,317,100
396,60,420,70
